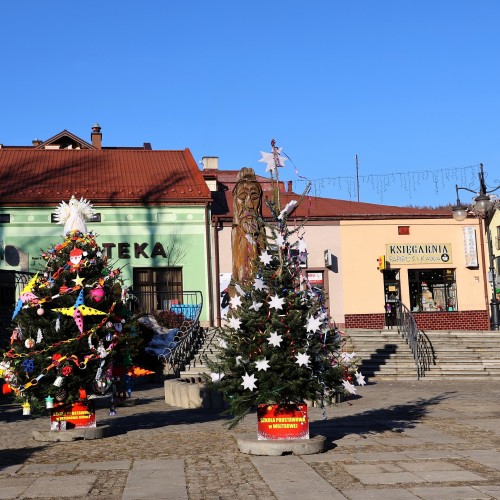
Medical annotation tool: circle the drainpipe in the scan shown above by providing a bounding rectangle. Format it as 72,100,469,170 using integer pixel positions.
205,204,214,327
213,216,222,327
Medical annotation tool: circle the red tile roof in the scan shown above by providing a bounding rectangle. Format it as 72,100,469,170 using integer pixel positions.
217,190,451,220
0,149,211,206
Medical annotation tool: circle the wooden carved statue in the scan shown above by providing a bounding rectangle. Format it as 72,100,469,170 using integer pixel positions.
231,168,266,284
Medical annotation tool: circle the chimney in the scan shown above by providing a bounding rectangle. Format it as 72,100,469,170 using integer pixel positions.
287,180,293,192
32,139,43,147
91,123,102,149
202,156,219,170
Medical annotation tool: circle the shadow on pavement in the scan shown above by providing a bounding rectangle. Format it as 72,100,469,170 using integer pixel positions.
0,445,47,470
100,405,230,436
310,390,455,445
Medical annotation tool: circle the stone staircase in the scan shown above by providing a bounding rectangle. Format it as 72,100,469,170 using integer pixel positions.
344,328,418,381
164,327,500,407
345,328,500,380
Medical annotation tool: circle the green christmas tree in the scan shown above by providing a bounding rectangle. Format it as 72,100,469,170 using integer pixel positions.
0,197,138,414
206,143,363,427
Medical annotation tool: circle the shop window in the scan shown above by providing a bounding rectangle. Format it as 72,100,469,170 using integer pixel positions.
408,269,457,312
132,267,183,313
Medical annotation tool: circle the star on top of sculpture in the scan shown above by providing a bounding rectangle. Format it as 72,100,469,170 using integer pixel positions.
258,149,287,173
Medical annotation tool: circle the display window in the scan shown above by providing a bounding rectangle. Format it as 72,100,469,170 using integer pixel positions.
409,269,456,312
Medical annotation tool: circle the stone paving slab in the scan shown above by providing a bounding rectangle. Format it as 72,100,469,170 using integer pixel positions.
76,459,131,470
0,477,34,500
341,488,421,500
122,459,187,500
22,474,97,498
20,463,78,473
458,449,500,471
251,455,346,499
408,485,492,499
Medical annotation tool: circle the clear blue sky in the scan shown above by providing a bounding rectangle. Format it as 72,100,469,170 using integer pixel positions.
1,1,499,207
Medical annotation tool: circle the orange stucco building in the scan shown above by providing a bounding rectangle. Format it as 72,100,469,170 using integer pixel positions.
204,159,491,331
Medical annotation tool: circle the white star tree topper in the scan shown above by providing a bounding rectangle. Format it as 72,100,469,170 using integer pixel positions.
258,149,287,173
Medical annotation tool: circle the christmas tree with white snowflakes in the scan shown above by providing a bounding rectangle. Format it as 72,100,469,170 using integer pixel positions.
206,141,364,427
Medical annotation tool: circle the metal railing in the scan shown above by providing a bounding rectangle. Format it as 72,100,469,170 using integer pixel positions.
394,300,434,379
130,290,204,377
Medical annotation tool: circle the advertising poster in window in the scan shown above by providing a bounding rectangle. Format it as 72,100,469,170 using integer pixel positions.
463,227,478,268
307,271,324,289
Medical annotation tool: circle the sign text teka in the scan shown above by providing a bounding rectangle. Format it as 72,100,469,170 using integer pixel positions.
102,242,168,259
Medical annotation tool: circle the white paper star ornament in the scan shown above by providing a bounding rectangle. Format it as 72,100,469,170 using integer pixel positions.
269,293,285,310
259,251,272,265
342,379,358,395
253,277,266,291
355,371,366,386
295,352,310,367
230,294,242,309
249,301,263,312
306,315,322,333
228,317,242,330
255,358,270,371
268,331,283,347
241,372,257,391
258,149,286,173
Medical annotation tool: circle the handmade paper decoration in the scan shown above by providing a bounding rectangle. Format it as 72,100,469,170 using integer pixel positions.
52,289,106,333
22,402,31,415
12,273,39,320
54,195,95,235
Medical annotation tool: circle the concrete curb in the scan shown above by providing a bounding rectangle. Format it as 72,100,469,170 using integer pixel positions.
164,379,226,409
236,433,327,456
32,425,110,442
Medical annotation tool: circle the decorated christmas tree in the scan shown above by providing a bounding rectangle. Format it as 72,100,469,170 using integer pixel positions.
206,142,364,427
0,197,139,414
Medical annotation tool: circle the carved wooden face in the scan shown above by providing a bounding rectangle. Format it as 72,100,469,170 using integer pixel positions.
234,181,262,230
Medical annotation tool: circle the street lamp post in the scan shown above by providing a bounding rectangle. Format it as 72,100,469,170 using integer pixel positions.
452,164,500,330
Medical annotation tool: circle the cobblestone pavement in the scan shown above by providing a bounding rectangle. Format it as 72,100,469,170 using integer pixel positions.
2,380,500,499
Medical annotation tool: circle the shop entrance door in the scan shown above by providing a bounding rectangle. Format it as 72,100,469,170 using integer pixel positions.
383,269,400,328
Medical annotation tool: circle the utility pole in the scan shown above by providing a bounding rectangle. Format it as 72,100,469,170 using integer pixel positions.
355,154,360,202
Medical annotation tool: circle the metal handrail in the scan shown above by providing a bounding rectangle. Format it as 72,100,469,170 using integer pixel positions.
394,300,433,379
131,290,204,377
